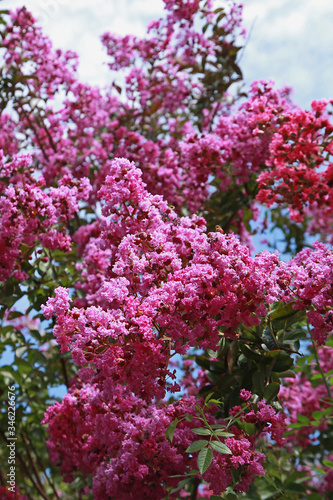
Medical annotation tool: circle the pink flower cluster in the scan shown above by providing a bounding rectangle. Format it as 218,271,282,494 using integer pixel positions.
42,161,333,416
316,454,333,496
204,394,286,494
1,2,333,497
257,99,333,239
215,81,293,185
41,158,333,494
43,379,282,497
2,7,77,98
0,152,91,281
43,159,297,395
0,115,19,158
42,381,196,498
289,242,333,344
279,345,333,448
1,4,332,249
0,2,247,217
232,390,287,448
200,426,266,494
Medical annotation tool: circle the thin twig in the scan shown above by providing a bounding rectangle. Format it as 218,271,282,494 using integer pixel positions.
21,433,52,500
60,357,69,388
311,337,333,403
26,433,61,499
0,430,49,500
238,16,257,64
190,478,200,500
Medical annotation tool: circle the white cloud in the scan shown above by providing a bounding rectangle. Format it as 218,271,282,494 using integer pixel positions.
241,0,333,106
1,0,331,106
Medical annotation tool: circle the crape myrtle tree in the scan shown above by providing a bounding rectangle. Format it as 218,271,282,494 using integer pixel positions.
0,0,333,498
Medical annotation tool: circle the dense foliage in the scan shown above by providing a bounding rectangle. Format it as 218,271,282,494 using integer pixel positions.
0,1,333,499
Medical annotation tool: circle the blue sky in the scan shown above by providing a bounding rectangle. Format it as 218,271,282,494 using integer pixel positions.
1,0,332,108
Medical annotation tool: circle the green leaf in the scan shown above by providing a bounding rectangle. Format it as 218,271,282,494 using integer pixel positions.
216,12,226,24
312,410,324,420
1,325,14,336
240,344,262,362
204,393,213,405
207,349,218,358
6,311,24,320
166,419,178,443
213,430,234,437
170,477,192,494
0,369,15,380
209,360,225,373
288,423,306,430
252,369,265,396
202,22,210,35
268,303,296,321
0,366,22,384
323,459,333,469
272,352,294,372
16,346,28,358
263,474,284,494
29,329,42,342
284,483,306,494
191,427,212,436
264,382,280,403
263,326,279,351
15,358,33,375
197,447,213,474
208,399,221,406
278,370,295,378
310,373,322,381
186,440,208,453
225,494,237,500
195,355,211,370
284,469,309,484
283,327,306,342
210,440,232,454
238,421,257,435
216,374,235,391
297,414,310,425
